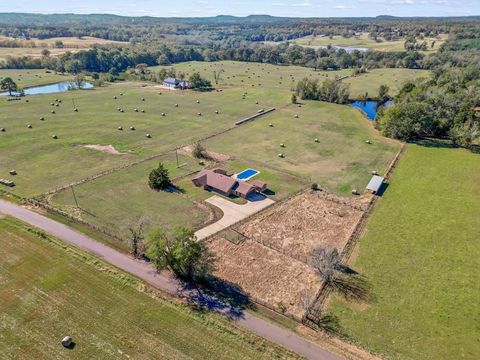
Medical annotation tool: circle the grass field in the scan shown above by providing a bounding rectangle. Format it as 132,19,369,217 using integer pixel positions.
343,68,431,99
293,33,447,52
1,61,422,241
0,217,296,359
0,69,72,88
329,143,480,360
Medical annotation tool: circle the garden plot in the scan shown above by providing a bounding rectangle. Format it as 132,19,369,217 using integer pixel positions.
236,191,371,261
206,236,321,319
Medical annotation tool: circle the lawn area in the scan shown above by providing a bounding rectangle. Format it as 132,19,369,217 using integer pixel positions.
0,217,296,359
329,143,480,360
204,101,400,196
0,69,72,88
49,153,210,240
343,68,431,99
293,33,447,52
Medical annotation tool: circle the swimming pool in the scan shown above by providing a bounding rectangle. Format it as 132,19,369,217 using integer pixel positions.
235,168,259,180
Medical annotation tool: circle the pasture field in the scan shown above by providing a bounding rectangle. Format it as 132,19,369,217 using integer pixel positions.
293,33,447,52
342,69,431,99
0,48,80,62
0,69,72,88
1,61,422,241
0,217,296,359
343,68,431,99
329,143,480,360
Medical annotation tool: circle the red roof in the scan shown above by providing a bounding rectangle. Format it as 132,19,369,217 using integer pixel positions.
193,169,236,193
235,181,255,196
250,180,267,189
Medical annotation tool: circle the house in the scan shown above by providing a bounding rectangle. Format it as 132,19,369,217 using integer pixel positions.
162,77,190,89
192,168,267,199
366,175,384,194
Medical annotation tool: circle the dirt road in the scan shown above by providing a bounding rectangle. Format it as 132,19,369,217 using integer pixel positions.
0,199,342,360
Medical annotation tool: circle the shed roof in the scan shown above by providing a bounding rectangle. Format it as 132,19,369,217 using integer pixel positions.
235,181,255,196
163,77,179,85
366,175,384,193
250,180,267,189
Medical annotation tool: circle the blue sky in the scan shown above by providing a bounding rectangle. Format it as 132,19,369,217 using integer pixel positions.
1,0,478,17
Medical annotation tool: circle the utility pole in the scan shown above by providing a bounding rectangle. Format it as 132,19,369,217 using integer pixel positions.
72,98,76,109
70,185,79,208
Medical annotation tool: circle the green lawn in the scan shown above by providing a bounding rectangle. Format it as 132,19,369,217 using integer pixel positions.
293,33,447,52
49,153,209,240
0,217,297,359
329,143,480,360
204,101,400,196
343,68,431,99
0,69,72,88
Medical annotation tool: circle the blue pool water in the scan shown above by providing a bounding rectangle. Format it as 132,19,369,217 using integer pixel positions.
351,100,379,120
236,168,259,180
0,81,94,96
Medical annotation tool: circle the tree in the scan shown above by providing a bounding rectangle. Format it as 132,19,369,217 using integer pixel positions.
148,162,172,191
310,245,371,302
71,74,85,89
291,93,297,104
189,72,212,91
378,84,390,101
128,217,146,259
41,49,51,57
0,77,17,96
146,227,214,281
192,142,206,159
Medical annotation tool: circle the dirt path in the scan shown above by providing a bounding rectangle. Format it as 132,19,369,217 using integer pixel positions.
195,195,275,240
0,199,342,360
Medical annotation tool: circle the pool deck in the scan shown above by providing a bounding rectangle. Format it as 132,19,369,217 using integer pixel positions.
195,195,274,241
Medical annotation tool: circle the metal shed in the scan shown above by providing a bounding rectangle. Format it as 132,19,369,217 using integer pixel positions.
366,175,384,194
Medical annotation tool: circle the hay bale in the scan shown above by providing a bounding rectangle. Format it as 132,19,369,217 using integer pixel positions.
120,109,124,113
9,170,16,175
0,127,4,132
294,114,299,118
365,140,371,144
371,170,378,175
269,123,273,127
117,107,121,111
141,109,145,113
130,126,135,130
215,110,219,114
161,112,165,116
74,108,78,112
278,153,284,158
134,109,138,112
50,103,55,106
141,98,145,101
280,143,285,148
27,124,32,128
40,116,44,120
118,126,123,130
314,138,319,143
55,103,59,107
352,189,359,195
113,96,117,99
197,112,202,116
196,100,200,103
120,93,123,96
175,104,178,107
146,133,151,138
61,336,72,348
25,99,29,103
52,134,58,139
51,110,55,114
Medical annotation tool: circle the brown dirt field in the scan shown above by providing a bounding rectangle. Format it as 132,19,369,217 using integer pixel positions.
178,144,230,162
206,236,321,319
236,191,371,261
81,144,130,156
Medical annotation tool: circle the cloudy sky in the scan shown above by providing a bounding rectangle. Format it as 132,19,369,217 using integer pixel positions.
1,0,478,17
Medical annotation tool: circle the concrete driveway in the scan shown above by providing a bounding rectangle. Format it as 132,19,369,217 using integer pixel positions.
195,195,275,240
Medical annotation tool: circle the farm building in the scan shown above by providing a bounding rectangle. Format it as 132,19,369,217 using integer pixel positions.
192,168,266,199
162,77,190,89
366,175,384,194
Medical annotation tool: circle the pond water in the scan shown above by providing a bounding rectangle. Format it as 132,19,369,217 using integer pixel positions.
0,81,94,96
351,100,380,120
333,46,370,53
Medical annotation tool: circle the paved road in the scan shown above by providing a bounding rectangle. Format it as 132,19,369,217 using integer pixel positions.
195,195,275,240
0,199,341,360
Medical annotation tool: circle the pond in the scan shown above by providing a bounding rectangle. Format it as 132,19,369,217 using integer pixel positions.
351,100,380,120
0,81,94,96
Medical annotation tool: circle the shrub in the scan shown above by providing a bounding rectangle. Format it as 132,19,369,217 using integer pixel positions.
148,162,172,191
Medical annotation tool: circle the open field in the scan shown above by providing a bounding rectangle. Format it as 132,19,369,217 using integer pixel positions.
203,100,400,195
0,69,72,88
205,190,370,318
237,191,370,260
0,216,296,359
292,33,447,52
343,68,431,99
0,48,78,62
329,143,480,360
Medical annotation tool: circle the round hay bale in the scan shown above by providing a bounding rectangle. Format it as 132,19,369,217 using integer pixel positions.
50,103,55,106
52,134,58,139
294,114,298,118
0,128,5,132
117,107,121,111
146,133,151,138
58,100,62,103
161,112,165,116
278,153,284,158
27,124,32,128
141,109,145,113
40,116,45,120
159,92,162,95
51,110,55,114
9,170,16,175
134,109,138,112
130,126,135,130
55,103,59,107
352,189,359,195
113,96,117,99
61,336,72,348
25,99,29,103
196,100,200,103
215,110,219,114
280,143,285,147
120,93,123,96
314,138,319,143
197,112,202,116
120,109,124,113
371,170,378,175
141,98,145,101
118,126,123,130
365,140,371,144
269,123,273,127
175,104,178,107
74,108,78,112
